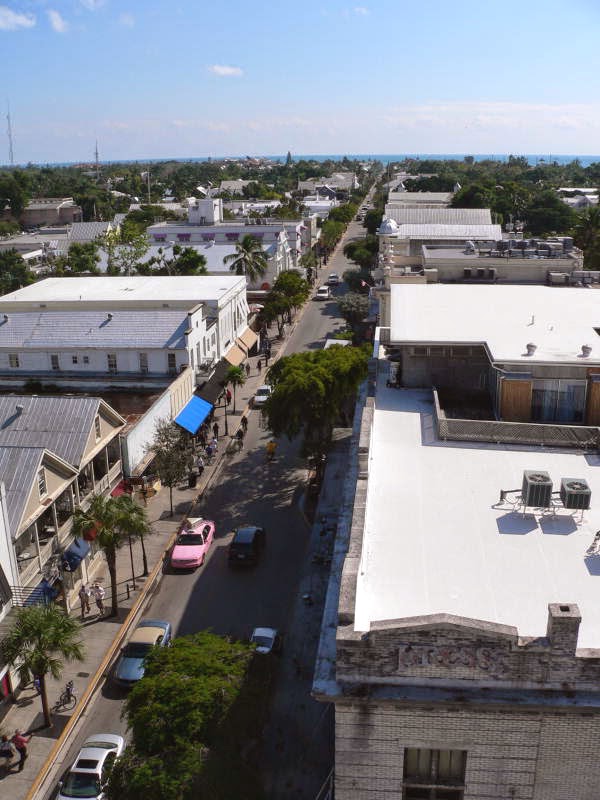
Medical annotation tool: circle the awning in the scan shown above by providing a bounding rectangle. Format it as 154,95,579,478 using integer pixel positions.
197,359,230,406
238,327,259,352
224,343,246,367
174,395,213,435
61,538,91,572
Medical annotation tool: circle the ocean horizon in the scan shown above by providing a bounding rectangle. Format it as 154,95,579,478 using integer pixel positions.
5,153,600,168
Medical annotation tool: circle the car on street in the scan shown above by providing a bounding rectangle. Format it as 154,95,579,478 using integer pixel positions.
57,733,125,800
228,525,266,566
327,272,341,286
315,286,331,301
170,518,215,570
253,384,272,408
113,619,172,687
250,626,282,655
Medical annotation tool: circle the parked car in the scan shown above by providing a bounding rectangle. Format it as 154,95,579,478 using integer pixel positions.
113,619,172,687
57,733,125,800
250,627,282,655
327,272,341,286
315,286,331,301
253,385,272,408
170,519,215,570
228,525,266,566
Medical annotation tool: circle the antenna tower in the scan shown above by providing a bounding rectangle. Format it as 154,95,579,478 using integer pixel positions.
6,102,14,166
95,140,100,181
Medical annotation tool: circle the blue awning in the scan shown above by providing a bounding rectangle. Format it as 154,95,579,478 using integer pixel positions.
174,395,213,435
62,538,91,572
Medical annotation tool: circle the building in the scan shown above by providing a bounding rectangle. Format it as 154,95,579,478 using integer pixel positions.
298,172,358,194
386,190,453,207
314,284,600,799
18,197,82,227
0,275,252,386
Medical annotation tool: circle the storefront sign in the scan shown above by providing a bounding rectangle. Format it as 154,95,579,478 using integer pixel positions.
396,643,509,677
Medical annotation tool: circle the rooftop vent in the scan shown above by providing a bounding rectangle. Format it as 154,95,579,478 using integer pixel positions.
107,312,113,320
15,404,24,415
522,470,553,508
581,344,592,358
525,342,537,356
2,314,7,323
560,478,591,510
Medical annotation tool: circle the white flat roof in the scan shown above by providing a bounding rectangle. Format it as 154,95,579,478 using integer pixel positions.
391,283,600,364
355,385,600,649
0,276,245,306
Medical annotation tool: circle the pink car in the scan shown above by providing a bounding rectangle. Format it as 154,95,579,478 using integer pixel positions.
170,518,215,570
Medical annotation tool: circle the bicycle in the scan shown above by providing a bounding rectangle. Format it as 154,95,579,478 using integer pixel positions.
52,680,76,712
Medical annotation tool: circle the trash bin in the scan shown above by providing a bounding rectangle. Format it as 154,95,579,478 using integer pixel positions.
188,472,197,489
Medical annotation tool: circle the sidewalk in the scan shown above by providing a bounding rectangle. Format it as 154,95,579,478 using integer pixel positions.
0,335,288,800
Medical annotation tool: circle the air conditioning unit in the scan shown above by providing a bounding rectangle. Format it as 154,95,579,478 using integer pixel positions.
560,478,591,510
522,470,553,508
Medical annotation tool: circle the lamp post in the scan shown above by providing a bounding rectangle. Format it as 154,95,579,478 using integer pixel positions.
223,390,229,436
127,533,136,590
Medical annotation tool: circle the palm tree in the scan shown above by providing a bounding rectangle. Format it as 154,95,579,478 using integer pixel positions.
0,604,84,728
72,494,153,616
574,206,600,268
224,234,268,284
224,365,246,414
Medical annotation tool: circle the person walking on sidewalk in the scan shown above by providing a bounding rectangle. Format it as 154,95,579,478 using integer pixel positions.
235,428,245,451
241,415,248,434
245,362,251,378
196,453,205,478
12,730,32,772
257,358,262,373
0,735,16,772
212,421,219,440
226,388,232,406
78,583,91,619
92,583,106,616
266,439,277,462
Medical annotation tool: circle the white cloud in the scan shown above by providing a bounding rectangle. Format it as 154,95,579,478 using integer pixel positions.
118,12,134,27
47,9,68,33
0,5,35,30
79,0,105,10
354,6,369,14
208,64,243,77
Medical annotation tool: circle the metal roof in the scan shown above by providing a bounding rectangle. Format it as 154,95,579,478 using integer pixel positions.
68,222,111,242
0,309,191,350
0,395,107,467
0,446,44,536
395,224,502,239
385,207,492,225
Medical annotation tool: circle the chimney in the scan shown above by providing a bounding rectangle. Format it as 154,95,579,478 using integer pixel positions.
547,603,581,654
15,404,24,415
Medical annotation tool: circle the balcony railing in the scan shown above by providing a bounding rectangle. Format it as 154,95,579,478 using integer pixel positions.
432,389,600,450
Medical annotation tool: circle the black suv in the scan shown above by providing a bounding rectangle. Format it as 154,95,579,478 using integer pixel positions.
228,526,266,566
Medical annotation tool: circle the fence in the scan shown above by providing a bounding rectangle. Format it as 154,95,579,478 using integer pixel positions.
432,389,599,449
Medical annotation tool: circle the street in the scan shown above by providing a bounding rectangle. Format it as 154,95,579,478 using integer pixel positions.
44,213,368,800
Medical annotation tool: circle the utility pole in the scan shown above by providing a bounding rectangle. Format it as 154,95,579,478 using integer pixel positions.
147,170,151,204
6,101,14,166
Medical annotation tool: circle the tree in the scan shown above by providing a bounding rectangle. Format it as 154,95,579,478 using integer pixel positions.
0,174,29,219
574,206,600,268
363,209,383,235
172,246,207,275
101,228,149,275
223,234,268,284
0,248,35,294
272,270,310,319
224,365,246,413
285,150,293,167
67,241,100,273
149,419,191,516
342,269,372,294
343,236,378,270
319,219,345,252
337,292,370,333
523,190,577,235
72,494,153,616
264,346,368,461
0,604,84,728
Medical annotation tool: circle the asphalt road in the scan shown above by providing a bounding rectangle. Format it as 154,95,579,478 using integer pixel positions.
47,210,370,800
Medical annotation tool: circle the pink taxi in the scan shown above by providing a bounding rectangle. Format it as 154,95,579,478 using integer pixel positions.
170,518,215,570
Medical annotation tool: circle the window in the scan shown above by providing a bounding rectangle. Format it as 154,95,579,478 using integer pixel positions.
139,353,148,374
72,355,78,365
50,354,59,371
403,749,466,800
83,355,90,364
8,353,19,368
37,468,47,498
167,353,177,373
107,353,117,373
94,415,101,440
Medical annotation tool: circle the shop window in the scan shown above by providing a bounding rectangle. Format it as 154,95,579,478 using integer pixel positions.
403,748,466,800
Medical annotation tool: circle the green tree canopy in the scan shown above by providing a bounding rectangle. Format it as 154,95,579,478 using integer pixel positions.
67,241,100,273
0,604,84,727
343,235,378,269
337,292,370,333
148,419,191,515
574,206,600,269
224,365,246,413
0,248,35,294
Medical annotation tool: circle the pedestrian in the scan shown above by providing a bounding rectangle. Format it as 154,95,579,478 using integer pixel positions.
12,730,32,772
78,583,91,619
266,439,277,461
205,442,216,462
140,485,148,506
0,735,16,772
92,583,106,616
196,453,205,478
198,426,207,448
33,675,41,696
212,421,219,439
257,358,262,372
245,362,251,378
241,415,248,434
235,428,244,451
226,388,232,406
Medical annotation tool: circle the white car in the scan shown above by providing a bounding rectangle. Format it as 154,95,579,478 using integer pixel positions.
327,273,341,286
58,733,125,800
251,626,282,655
315,286,331,301
253,385,272,408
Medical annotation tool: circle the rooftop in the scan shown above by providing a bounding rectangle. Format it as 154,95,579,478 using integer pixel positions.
392,224,502,240
384,207,492,226
355,384,600,650
390,283,600,364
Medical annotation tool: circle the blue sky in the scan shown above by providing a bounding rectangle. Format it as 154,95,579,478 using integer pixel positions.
2,0,600,163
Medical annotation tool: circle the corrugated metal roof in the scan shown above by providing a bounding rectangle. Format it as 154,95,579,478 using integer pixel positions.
0,446,44,535
68,222,111,242
0,396,103,467
395,224,502,239
386,208,492,225
0,310,190,350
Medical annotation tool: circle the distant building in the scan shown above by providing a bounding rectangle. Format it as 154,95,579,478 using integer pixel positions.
18,197,82,226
